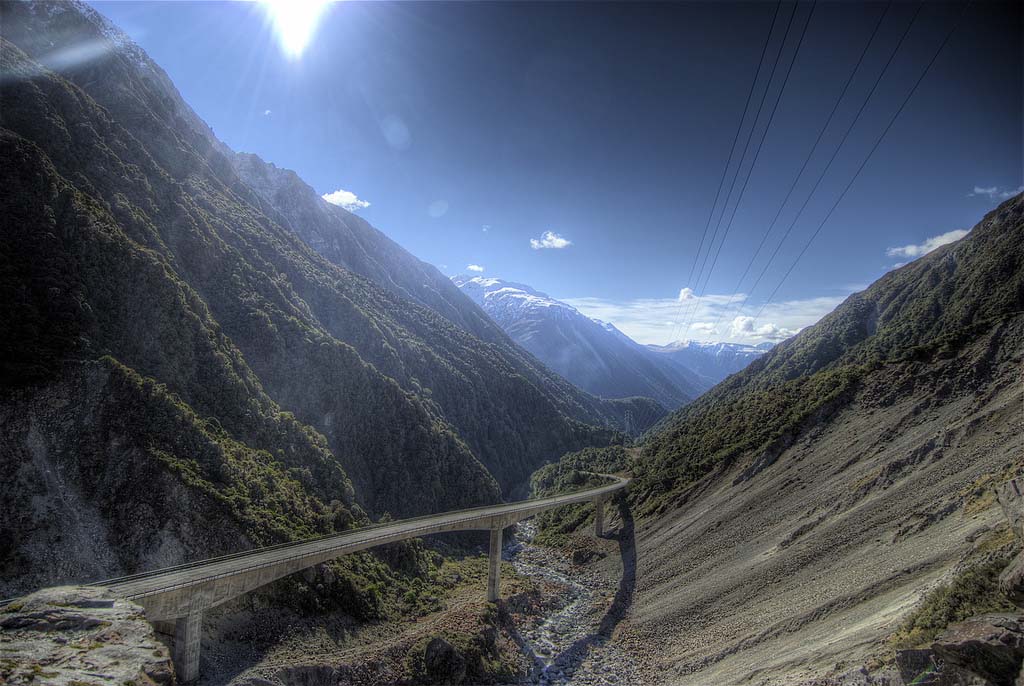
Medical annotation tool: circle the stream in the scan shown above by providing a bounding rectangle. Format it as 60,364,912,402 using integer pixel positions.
505,520,636,686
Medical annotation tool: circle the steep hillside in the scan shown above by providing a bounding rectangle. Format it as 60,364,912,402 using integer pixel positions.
454,275,704,409
0,1,655,593
231,152,499,342
611,194,1024,683
228,153,663,439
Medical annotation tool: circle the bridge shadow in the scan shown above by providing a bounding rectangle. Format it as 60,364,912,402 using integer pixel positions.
504,495,636,682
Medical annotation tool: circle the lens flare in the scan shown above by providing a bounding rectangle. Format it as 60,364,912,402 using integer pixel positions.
261,0,331,59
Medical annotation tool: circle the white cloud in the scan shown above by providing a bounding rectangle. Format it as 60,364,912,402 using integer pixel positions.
530,231,572,250
690,322,717,334
482,225,491,233
969,185,1023,200
466,264,484,273
322,188,370,212
729,315,756,337
563,290,844,345
678,287,696,302
886,229,968,259
728,316,798,341
263,109,272,116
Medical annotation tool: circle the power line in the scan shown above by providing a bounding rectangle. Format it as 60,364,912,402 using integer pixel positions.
677,1,801,338
707,0,893,335
666,0,784,342
681,0,817,337
709,0,925,331
754,1,972,321
674,0,800,341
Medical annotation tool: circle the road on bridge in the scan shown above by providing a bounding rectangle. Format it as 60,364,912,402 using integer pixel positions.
93,473,630,682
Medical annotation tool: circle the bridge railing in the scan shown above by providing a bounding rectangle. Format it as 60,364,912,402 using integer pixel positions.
94,474,628,595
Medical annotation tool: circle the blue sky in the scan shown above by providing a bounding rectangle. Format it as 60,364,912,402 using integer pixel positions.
89,1,1021,344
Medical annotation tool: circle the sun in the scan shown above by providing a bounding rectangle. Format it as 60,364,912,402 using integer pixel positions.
261,0,332,59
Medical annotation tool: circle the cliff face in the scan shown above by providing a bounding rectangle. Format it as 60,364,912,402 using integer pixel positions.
0,1,653,597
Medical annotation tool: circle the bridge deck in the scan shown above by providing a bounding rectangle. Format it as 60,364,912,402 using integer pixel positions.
101,475,628,601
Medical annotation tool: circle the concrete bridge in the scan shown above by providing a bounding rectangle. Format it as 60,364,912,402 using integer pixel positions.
93,475,629,682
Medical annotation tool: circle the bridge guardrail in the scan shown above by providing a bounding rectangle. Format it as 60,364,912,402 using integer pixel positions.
94,474,629,598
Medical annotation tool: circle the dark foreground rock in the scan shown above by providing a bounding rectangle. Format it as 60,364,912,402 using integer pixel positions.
424,636,467,684
1000,551,1024,607
931,614,1024,686
0,585,174,685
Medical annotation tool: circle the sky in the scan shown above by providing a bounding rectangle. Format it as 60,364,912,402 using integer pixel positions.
89,0,1022,345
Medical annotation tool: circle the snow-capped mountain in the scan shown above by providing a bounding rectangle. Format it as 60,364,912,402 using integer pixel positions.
452,276,711,409
646,340,771,386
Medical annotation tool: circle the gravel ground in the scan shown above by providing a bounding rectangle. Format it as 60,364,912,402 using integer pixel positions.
507,517,642,686
610,321,1024,685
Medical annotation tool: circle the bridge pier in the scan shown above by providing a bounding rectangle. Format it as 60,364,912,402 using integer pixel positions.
594,496,606,537
173,611,202,683
487,525,502,602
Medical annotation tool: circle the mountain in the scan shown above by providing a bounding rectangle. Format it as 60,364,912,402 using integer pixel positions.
645,339,772,388
616,194,1024,682
453,276,706,410
0,1,664,596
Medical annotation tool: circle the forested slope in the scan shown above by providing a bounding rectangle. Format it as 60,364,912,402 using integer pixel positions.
0,1,654,595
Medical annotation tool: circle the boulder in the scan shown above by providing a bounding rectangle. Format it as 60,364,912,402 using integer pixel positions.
931,614,1024,686
0,585,174,685
1000,551,1024,607
997,479,1024,540
424,636,466,685
895,648,942,685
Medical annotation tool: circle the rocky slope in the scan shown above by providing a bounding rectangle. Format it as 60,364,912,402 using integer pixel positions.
0,586,174,685
453,276,706,409
610,193,1024,683
0,1,659,600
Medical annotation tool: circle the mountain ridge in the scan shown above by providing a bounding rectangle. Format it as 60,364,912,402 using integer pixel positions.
611,192,1024,682
453,274,771,409
0,1,660,597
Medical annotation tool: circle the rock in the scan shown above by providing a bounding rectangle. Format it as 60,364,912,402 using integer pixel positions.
480,625,498,652
424,636,466,685
997,479,1024,539
571,548,606,565
895,648,942,684
931,614,1024,686
1000,551,1024,606
0,585,174,685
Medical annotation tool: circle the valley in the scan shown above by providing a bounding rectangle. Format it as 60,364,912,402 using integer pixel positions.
1,1,1022,686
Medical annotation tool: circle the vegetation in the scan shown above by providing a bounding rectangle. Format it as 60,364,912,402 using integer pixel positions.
530,445,629,546
0,1,658,615
403,604,522,684
630,190,1023,512
636,365,863,514
889,555,1017,650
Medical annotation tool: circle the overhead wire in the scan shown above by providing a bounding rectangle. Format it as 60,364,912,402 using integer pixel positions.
664,0,784,343
697,0,925,332
674,0,803,340
706,0,893,336
680,0,818,337
753,1,973,322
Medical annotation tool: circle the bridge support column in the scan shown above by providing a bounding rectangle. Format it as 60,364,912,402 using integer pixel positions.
173,611,202,683
594,496,605,537
487,525,502,602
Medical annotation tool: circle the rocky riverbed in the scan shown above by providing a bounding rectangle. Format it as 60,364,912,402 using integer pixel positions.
507,517,641,686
